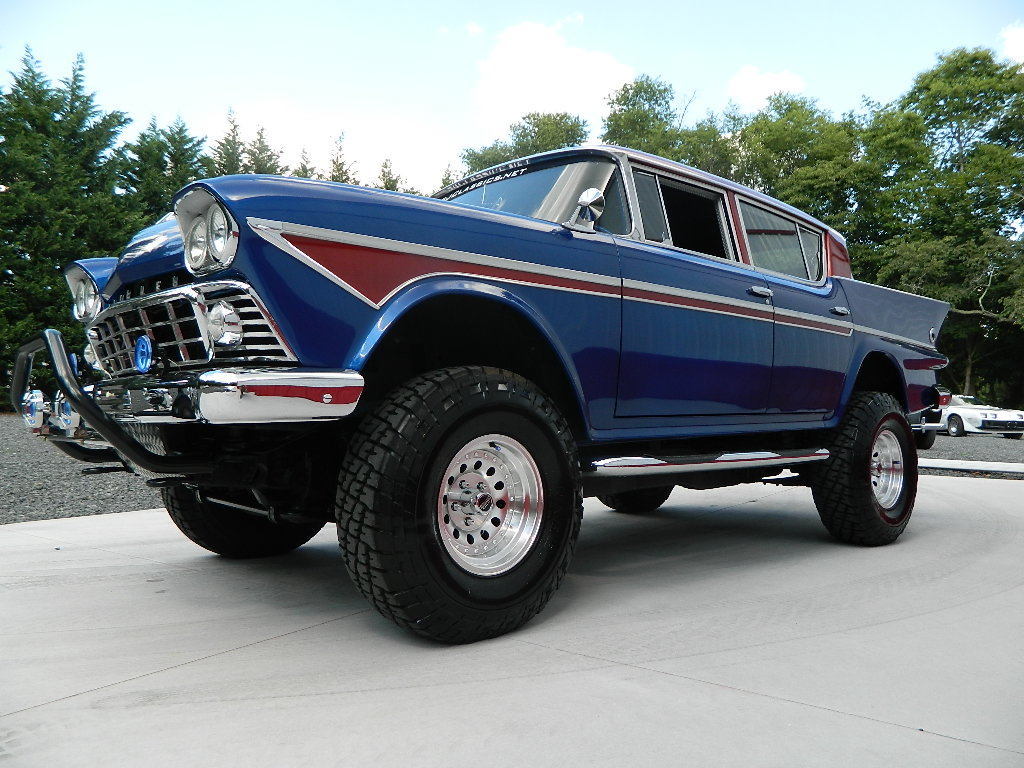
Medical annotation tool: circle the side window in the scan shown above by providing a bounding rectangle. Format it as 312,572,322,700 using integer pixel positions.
658,180,731,259
798,227,823,281
598,169,631,235
740,201,808,279
633,171,669,243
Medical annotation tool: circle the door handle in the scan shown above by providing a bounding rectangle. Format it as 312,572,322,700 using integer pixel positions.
830,306,851,316
747,286,773,298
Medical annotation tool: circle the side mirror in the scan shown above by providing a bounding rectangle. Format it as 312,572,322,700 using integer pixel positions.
562,188,605,233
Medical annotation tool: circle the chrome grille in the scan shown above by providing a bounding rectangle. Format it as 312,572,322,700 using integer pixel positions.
89,281,294,377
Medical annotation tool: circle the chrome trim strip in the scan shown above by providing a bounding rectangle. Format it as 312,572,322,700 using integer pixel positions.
590,449,829,477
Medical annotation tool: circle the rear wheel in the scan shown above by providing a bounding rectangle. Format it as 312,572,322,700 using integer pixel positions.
598,486,673,514
914,428,937,450
946,414,965,437
335,366,582,644
812,392,917,546
162,486,325,558
1004,433,1023,440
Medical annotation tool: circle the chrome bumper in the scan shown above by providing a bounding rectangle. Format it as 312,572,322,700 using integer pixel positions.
92,368,364,424
12,329,363,475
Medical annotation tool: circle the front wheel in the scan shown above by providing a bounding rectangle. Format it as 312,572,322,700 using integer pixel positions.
162,486,325,558
914,428,937,450
946,414,965,437
335,367,582,643
812,392,918,546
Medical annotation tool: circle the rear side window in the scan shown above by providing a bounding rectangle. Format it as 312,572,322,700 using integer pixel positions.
634,172,668,242
659,180,730,259
739,202,808,279
798,227,823,281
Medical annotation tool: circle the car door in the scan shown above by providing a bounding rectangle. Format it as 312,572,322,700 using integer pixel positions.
735,199,853,416
615,170,774,418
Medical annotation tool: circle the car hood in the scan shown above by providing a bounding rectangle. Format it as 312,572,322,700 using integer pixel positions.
102,216,183,299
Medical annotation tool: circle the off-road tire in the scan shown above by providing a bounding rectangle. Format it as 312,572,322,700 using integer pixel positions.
811,392,917,546
335,366,582,644
914,428,937,450
162,486,325,558
598,486,674,514
1004,433,1023,440
946,414,965,437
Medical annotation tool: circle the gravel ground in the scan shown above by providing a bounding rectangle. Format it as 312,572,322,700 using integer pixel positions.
2,415,1020,527
0,415,160,525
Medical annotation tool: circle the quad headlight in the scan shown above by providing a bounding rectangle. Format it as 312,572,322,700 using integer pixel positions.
176,189,237,275
69,273,102,323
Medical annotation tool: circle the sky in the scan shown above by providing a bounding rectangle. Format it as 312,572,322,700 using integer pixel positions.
1,0,1022,192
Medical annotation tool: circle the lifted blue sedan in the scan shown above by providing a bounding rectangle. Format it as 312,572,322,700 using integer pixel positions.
14,146,950,642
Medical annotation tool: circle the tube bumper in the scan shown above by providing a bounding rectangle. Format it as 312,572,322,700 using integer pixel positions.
12,329,363,475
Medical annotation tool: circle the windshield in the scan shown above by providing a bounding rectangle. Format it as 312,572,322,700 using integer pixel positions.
952,395,991,408
444,159,628,233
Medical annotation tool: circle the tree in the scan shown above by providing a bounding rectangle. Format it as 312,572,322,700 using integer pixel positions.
602,75,684,158
244,127,288,175
163,117,210,192
462,112,588,173
326,133,358,184
374,158,405,191
120,117,171,222
292,149,318,179
437,164,461,190
0,51,133,401
211,110,245,176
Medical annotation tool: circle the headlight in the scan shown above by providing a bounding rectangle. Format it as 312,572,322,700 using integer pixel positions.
71,275,102,322
185,217,209,272
176,188,237,275
207,205,231,265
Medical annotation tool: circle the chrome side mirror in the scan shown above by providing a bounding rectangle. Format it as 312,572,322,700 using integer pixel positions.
562,188,605,233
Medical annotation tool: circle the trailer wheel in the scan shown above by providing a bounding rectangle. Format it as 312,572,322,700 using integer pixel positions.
812,392,917,546
335,366,582,644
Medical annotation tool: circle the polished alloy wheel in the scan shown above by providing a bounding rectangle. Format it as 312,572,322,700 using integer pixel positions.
436,433,544,576
869,428,904,511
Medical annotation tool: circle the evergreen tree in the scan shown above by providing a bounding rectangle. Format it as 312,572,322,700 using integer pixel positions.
292,149,318,179
244,126,287,174
120,117,170,222
0,51,132,400
374,158,404,191
211,110,245,175
163,117,209,192
326,133,358,184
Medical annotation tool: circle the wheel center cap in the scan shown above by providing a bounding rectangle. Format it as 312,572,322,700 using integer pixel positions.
474,492,493,512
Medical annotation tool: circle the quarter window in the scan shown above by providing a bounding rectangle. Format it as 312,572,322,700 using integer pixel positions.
798,227,823,281
740,202,812,279
634,172,668,242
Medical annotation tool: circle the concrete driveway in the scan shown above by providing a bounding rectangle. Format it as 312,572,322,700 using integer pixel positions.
2,475,1022,767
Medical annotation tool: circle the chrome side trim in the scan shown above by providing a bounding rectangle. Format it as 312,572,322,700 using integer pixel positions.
590,449,829,477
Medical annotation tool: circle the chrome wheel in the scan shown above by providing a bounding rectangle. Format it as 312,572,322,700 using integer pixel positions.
869,429,904,511
436,433,544,577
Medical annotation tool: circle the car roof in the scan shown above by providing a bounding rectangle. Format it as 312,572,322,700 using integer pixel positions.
436,144,844,244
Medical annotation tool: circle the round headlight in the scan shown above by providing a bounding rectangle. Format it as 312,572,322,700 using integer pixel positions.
185,217,209,272
72,277,101,322
207,205,231,264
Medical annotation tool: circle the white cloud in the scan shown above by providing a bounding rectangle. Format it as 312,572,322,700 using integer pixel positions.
471,18,634,143
1000,21,1024,63
726,65,806,112
465,21,484,37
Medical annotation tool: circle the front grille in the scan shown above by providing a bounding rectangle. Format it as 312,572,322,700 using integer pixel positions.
113,270,193,302
981,420,1024,431
89,281,294,377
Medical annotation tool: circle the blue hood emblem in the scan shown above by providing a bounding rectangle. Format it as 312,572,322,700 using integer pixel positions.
133,335,153,373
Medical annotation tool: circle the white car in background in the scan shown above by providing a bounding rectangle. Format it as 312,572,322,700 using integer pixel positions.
937,395,1024,439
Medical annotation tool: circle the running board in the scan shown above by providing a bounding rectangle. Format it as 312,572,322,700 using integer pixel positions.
582,449,829,497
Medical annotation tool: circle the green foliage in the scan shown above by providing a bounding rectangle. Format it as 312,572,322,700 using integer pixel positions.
244,126,288,175
292,149,318,179
326,133,358,184
120,116,208,223
211,111,245,176
373,158,417,193
0,50,134,401
602,75,682,158
462,112,587,173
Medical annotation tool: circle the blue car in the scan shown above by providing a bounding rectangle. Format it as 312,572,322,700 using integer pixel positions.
13,145,950,642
